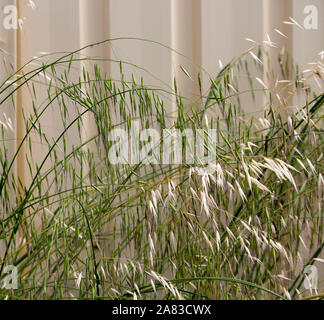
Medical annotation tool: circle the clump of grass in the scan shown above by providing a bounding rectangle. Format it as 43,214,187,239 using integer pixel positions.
0,37,323,300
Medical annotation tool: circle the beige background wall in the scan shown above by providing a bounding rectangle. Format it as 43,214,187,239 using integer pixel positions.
0,0,323,292
1,0,322,129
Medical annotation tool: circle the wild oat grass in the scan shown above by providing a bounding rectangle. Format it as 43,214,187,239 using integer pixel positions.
0,37,323,300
